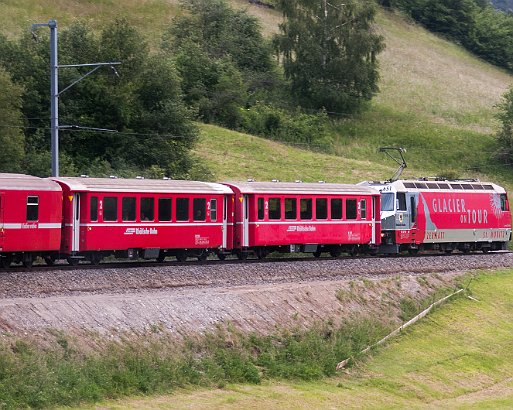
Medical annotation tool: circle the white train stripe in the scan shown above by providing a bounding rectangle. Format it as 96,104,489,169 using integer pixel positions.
0,223,61,229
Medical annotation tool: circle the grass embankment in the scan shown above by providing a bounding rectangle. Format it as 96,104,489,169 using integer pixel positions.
89,269,513,409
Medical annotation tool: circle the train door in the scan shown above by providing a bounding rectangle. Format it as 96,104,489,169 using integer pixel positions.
222,196,228,249
406,193,418,242
0,194,4,249
242,194,249,247
371,196,376,244
71,193,81,252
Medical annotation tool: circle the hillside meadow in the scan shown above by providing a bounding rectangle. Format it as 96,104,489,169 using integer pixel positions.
75,269,513,409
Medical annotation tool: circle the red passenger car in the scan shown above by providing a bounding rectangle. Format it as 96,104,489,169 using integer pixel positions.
222,181,381,259
51,177,233,264
360,179,512,253
0,174,62,268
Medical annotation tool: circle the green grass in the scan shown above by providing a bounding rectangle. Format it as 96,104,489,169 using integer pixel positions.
88,269,513,409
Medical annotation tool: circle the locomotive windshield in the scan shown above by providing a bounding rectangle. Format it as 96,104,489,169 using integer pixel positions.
381,192,395,211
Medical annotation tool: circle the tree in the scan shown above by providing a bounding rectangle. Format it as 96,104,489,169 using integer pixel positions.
274,0,384,113
0,67,25,172
496,87,513,164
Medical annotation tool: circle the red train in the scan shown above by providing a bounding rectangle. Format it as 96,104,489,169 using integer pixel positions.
0,173,510,268
360,178,512,254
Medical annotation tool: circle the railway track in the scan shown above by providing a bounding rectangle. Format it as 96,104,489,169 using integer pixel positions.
0,251,512,299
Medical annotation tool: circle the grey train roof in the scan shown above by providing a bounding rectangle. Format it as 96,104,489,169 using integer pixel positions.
0,173,61,191
223,181,379,195
359,179,506,193
52,177,233,194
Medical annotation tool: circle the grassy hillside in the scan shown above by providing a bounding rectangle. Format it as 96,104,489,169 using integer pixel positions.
1,1,512,186
85,269,513,408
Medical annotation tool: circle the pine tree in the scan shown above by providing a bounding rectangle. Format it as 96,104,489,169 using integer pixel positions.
274,0,384,113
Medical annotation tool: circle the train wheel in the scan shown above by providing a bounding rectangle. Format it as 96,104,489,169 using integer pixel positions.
89,253,102,265
22,254,33,269
44,256,55,266
445,249,453,255
176,253,187,262
197,251,208,261
237,251,247,260
313,251,322,258
482,248,490,254
329,248,341,258
408,249,419,256
256,248,267,260
217,253,226,261
1,255,12,269
67,257,79,266
156,253,166,262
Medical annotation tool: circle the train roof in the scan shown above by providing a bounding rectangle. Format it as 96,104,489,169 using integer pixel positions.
0,173,61,191
223,181,379,195
51,177,233,194
359,179,506,193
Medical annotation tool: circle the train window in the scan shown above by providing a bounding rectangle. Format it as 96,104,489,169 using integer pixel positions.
258,198,265,220
140,197,154,221
26,196,39,221
483,185,493,190
346,199,357,219
472,184,484,190
268,198,281,220
403,182,415,188
411,197,417,223
437,183,449,189
381,193,394,211
414,182,427,189
360,199,367,219
461,184,473,190
90,197,98,221
122,197,136,221
450,183,462,190
176,198,190,221
211,199,217,222
300,198,312,220
397,193,407,211
285,198,297,220
501,194,508,211
158,198,172,221
193,198,206,221
316,198,327,219
331,199,342,219
426,183,438,189
103,197,118,221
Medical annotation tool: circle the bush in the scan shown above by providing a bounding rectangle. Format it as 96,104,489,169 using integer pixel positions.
240,103,333,150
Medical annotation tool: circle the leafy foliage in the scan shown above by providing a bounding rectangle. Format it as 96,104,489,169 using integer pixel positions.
0,67,25,172
496,87,513,164
274,0,385,113
0,20,197,177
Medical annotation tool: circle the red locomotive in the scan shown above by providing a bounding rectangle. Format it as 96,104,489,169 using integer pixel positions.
222,181,381,259
0,173,62,268
359,178,512,254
